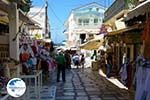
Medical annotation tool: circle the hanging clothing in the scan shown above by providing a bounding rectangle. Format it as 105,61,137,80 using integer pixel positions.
20,52,29,62
120,63,128,85
19,44,34,56
144,67,150,100
31,45,38,56
135,55,150,100
31,57,37,66
19,44,34,62
39,49,50,60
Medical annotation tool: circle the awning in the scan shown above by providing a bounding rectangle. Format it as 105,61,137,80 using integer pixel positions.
126,0,150,20
0,9,8,24
108,23,143,36
19,9,35,25
80,38,104,50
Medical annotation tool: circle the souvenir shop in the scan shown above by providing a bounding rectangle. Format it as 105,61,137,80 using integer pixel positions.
133,18,150,100
0,34,55,99
19,36,56,80
106,26,143,87
103,1,150,99
122,2,150,99
0,23,21,98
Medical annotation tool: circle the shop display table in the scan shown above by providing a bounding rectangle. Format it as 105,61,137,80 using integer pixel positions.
19,70,42,87
19,70,42,99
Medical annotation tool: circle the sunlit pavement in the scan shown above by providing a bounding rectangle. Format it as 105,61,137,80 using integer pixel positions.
14,67,134,100
53,68,134,100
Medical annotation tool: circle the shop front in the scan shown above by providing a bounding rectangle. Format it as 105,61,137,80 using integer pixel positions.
107,24,143,89
126,1,150,98
80,36,104,71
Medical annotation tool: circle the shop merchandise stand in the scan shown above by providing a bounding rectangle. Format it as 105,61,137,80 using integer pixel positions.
19,70,42,100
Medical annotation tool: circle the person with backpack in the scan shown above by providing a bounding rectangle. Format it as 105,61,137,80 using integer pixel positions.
72,53,80,69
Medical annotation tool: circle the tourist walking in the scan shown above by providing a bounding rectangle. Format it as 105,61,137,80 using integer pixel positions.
80,54,85,69
72,54,80,69
64,51,71,69
105,52,113,78
55,51,66,82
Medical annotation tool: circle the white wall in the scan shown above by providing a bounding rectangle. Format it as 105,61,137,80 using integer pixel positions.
64,4,104,48
28,7,45,39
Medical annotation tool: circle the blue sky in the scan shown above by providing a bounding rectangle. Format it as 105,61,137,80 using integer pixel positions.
32,0,114,44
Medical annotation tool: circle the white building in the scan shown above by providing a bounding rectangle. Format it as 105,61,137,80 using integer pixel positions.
28,7,46,39
64,2,105,48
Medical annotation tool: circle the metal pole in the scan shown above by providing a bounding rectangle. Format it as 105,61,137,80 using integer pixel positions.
45,0,48,38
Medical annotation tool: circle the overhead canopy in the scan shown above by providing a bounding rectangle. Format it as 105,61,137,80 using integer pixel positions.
108,23,143,36
0,9,36,25
19,9,36,25
0,10,8,24
126,0,150,20
80,38,104,50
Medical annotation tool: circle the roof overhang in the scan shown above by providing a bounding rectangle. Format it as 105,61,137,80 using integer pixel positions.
0,10,8,24
104,10,129,25
27,24,42,30
126,0,150,21
0,1,9,13
108,23,143,36
9,0,27,5
19,9,35,25
0,1,34,25
80,35,104,50
80,39,104,50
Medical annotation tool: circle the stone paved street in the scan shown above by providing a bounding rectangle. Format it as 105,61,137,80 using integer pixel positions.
11,68,134,100
53,68,134,100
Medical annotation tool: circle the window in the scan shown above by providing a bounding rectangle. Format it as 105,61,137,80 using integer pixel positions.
78,19,89,26
96,8,99,12
83,19,89,25
94,18,98,24
78,19,82,25
89,8,92,11
99,18,102,23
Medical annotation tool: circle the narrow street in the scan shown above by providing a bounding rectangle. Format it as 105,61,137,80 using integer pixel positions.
7,68,134,100
49,68,134,100
1,0,150,100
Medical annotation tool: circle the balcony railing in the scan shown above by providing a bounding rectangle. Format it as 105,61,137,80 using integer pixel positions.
104,0,127,22
76,25,100,29
77,23,100,28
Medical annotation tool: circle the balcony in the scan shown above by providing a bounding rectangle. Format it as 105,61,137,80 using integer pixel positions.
76,23,100,29
104,0,127,22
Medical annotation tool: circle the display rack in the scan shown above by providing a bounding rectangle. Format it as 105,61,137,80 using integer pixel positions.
19,70,42,99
